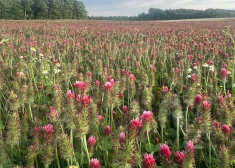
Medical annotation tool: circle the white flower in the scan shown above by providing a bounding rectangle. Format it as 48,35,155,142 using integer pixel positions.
193,66,198,70
54,69,61,74
209,65,214,72
39,53,44,57
186,75,191,78
30,47,36,52
187,68,192,73
55,63,61,67
202,63,209,67
42,70,49,74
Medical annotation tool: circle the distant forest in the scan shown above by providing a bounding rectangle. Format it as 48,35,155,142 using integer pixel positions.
89,8,235,20
1,1,235,21
0,0,87,20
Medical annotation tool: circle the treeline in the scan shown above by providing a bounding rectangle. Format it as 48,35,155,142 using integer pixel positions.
89,8,235,20
0,0,87,20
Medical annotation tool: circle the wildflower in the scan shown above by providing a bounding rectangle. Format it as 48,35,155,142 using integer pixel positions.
175,151,185,165
43,124,53,139
141,111,152,123
112,111,117,117
202,100,210,111
90,158,100,168
48,106,58,121
194,94,202,106
175,68,179,73
162,86,169,93
119,132,126,143
220,68,227,80
81,95,90,107
109,78,115,85
119,91,123,99
150,65,154,71
191,73,197,82
76,94,81,102
42,70,49,74
143,153,155,168
33,126,40,136
104,82,113,91
135,62,140,67
16,71,24,78
123,105,129,114
208,60,214,65
95,80,100,87
195,116,203,124
213,120,220,128
209,65,214,72
30,47,36,52
121,69,126,75
186,75,191,79
38,85,43,91
66,90,74,100
221,124,230,135
202,63,209,67
160,144,172,159
88,136,96,147
97,115,103,122
73,81,86,90
54,68,61,74
104,125,111,136
186,140,194,152
129,118,142,131
129,74,135,80
187,68,192,73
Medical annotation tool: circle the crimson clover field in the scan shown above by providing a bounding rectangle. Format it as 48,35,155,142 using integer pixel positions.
0,19,235,168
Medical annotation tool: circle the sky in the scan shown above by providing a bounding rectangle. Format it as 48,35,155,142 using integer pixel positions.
82,0,235,16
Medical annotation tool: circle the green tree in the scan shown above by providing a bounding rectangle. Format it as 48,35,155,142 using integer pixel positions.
48,0,62,19
9,0,24,19
33,0,48,19
0,0,14,19
73,0,87,19
61,0,73,19
21,0,34,19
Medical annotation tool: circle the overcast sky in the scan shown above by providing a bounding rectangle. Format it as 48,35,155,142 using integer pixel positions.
82,0,235,16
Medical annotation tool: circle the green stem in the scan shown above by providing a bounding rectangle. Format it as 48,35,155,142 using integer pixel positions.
201,149,209,168
207,133,211,168
55,142,60,168
11,145,14,167
177,117,180,151
147,130,150,145
28,103,33,122
66,159,70,168
36,157,39,168
70,129,74,166
161,127,164,142
185,105,189,132
80,137,84,167
82,135,90,165
223,81,227,96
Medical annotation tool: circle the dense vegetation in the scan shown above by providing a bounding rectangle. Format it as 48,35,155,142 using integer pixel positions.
89,8,235,20
0,0,87,19
0,19,235,168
